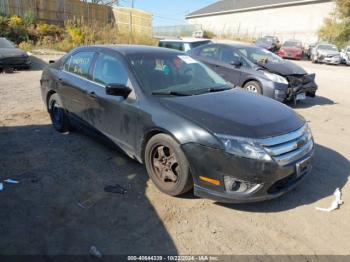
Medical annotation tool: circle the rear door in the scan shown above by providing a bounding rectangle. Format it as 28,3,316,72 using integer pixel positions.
85,50,138,154
193,44,220,71
58,51,95,119
216,46,243,85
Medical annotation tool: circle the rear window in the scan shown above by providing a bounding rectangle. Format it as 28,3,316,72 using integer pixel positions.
159,41,184,51
0,38,15,48
190,40,212,49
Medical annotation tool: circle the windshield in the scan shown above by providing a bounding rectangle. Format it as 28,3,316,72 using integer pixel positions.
283,41,302,48
319,45,338,51
128,53,228,95
0,38,15,49
238,46,283,64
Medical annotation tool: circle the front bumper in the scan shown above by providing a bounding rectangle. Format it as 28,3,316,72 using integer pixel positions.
182,143,314,203
320,56,341,65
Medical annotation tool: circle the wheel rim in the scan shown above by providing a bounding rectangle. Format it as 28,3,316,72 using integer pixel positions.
150,144,180,187
245,85,258,93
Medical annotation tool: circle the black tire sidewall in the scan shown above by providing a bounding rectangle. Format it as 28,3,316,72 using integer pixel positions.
145,134,192,196
49,94,70,133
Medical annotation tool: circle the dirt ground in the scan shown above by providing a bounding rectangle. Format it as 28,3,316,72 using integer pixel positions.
0,54,349,256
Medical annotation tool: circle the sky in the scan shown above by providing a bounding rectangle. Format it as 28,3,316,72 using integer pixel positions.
119,0,218,27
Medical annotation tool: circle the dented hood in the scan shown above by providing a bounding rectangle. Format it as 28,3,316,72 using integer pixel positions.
159,89,304,139
257,59,307,76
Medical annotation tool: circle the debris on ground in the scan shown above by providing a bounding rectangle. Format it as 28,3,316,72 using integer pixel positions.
104,184,127,195
4,179,19,184
89,245,102,258
316,188,344,212
114,157,126,166
77,202,86,209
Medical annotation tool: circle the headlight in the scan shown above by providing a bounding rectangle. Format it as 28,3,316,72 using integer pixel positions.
216,134,272,161
263,71,288,84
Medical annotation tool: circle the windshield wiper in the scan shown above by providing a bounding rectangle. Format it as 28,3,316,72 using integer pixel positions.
151,91,192,96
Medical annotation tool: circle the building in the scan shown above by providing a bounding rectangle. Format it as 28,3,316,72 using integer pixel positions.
186,0,335,43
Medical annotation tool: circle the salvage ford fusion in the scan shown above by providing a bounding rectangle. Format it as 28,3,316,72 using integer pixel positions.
40,45,314,203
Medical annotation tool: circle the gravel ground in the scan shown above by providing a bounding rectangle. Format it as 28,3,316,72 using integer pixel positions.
0,55,349,256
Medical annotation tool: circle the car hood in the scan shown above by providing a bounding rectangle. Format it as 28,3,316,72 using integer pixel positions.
0,48,27,57
159,89,304,139
281,47,302,53
318,50,340,56
257,59,306,76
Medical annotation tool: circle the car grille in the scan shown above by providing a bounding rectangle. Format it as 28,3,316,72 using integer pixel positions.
286,75,309,87
258,124,314,166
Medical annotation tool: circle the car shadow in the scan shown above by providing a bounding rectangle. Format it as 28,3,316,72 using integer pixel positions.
0,123,177,255
29,55,51,71
216,143,349,212
286,96,336,109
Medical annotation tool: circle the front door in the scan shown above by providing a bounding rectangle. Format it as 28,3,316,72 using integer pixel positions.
85,51,138,154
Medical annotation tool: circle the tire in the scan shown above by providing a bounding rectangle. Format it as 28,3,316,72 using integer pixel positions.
48,93,71,133
243,81,263,95
144,134,193,196
311,55,317,63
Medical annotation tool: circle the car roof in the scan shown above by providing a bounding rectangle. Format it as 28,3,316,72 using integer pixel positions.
159,38,211,43
213,43,255,49
74,44,184,56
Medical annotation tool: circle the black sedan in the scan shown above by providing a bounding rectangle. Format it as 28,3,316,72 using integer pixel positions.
0,37,31,69
189,43,318,103
40,45,314,203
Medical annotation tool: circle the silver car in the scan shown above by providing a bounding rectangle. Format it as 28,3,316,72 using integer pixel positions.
340,46,350,65
311,44,341,65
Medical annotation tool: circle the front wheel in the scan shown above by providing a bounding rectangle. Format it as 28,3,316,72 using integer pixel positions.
145,134,193,196
243,81,263,95
48,93,71,133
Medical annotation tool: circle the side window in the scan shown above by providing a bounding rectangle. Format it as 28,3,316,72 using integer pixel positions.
92,53,130,86
219,47,241,64
63,51,94,78
199,46,218,59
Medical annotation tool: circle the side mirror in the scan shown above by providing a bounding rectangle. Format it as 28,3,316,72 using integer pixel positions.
230,60,242,67
106,83,132,98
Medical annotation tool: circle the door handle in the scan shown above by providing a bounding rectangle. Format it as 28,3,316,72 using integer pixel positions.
88,91,98,99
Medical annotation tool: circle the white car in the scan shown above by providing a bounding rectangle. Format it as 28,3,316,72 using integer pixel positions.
311,43,341,65
158,38,212,53
340,46,350,65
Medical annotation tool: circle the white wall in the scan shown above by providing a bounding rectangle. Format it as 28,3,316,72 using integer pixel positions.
186,1,335,43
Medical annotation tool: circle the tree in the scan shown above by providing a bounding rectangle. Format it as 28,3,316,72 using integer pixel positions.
81,0,119,6
318,0,350,47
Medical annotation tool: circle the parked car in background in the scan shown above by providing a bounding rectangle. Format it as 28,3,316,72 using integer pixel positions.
340,46,350,65
311,43,341,65
255,36,280,52
189,43,317,103
278,40,303,60
158,38,212,53
306,42,317,59
41,45,314,203
0,37,31,70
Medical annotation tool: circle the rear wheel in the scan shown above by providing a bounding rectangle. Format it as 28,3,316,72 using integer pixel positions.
48,93,71,133
243,81,263,95
145,134,193,196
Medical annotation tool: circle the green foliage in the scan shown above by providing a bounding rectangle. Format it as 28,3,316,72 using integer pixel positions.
1,15,157,52
319,0,350,48
203,30,216,39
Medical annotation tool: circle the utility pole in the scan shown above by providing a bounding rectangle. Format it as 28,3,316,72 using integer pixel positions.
129,0,134,43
